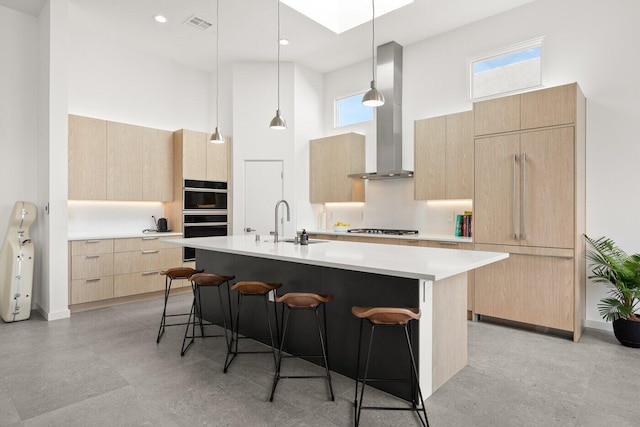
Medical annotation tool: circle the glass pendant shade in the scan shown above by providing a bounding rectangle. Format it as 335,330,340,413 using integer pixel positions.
269,109,287,130
362,80,385,107
210,127,224,143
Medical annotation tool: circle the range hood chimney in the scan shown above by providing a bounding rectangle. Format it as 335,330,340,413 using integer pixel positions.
349,41,413,180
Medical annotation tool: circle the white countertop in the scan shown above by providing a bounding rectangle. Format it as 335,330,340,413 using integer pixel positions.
306,230,472,243
68,231,183,241
165,235,506,281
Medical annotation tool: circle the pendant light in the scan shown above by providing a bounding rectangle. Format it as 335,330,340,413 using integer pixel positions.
269,0,287,129
362,0,384,107
210,0,224,143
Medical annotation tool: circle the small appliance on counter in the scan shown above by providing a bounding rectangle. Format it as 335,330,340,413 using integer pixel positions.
143,216,171,233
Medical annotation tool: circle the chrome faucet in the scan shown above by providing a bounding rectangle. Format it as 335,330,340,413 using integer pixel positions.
271,199,290,243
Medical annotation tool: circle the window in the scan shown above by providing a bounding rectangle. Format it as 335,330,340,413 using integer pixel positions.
335,92,373,127
470,38,543,100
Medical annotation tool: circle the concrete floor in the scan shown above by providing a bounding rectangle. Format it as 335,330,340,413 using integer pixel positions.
1,293,639,426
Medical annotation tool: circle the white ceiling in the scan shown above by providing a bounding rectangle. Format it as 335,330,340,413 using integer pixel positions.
1,0,536,74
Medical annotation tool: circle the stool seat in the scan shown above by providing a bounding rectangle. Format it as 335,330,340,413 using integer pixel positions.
231,281,281,295
275,292,332,308
191,273,235,287
161,267,204,280
156,267,204,344
351,306,420,325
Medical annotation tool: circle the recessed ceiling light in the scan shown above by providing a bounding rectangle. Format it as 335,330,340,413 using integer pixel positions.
154,15,167,23
279,38,289,45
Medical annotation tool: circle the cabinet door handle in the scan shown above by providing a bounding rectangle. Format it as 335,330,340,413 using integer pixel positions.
142,237,159,241
142,271,159,276
86,240,100,244
521,152,527,241
512,154,518,240
142,250,159,254
436,241,458,246
85,277,101,282
85,255,100,259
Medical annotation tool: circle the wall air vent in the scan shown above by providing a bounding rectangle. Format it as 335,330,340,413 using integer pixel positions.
184,15,213,31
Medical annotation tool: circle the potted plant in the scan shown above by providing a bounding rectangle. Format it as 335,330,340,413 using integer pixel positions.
585,235,640,347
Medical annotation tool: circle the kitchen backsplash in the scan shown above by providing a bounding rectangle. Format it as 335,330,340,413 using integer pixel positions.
319,179,472,235
68,201,165,236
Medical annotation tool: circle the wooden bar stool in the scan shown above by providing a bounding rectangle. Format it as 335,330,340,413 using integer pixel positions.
223,281,281,373
156,267,203,343
181,273,235,356
269,292,334,402
352,306,429,427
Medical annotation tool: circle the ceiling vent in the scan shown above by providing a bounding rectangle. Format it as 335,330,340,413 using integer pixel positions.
184,15,213,31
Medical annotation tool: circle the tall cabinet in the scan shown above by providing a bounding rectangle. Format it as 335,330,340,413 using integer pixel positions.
473,83,586,341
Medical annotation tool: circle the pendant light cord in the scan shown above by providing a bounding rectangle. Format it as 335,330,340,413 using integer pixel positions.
215,0,220,127
277,0,281,110
371,0,376,82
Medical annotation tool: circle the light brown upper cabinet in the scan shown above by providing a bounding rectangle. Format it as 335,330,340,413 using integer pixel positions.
309,133,365,203
68,115,107,200
69,115,175,202
414,110,473,200
176,129,229,182
142,128,174,201
107,121,144,201
474,83,579,136
474,127,574,249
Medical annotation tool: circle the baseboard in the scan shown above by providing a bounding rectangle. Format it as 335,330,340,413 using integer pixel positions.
35,305,71,321
585,319,612,332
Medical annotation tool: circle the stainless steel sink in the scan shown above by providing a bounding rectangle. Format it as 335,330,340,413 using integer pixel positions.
278,238,327,244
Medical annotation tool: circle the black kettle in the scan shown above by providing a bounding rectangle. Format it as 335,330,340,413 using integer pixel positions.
157,218,168,232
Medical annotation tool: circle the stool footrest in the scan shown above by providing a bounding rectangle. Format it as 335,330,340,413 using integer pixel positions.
360,406,426,411
277,375,331,379
356,377,414,384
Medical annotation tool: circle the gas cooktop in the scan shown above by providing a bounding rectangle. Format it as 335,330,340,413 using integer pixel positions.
347,228,420,235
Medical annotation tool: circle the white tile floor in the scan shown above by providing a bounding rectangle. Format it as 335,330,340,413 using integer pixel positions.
1,294,638,426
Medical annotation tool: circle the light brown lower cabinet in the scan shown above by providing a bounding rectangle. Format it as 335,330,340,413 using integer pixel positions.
474,250,574,332
69,236,184,309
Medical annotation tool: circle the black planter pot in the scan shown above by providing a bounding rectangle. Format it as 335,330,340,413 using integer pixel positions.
613,317,640,348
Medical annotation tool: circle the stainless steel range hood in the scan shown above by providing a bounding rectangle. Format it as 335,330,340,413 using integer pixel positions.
349,41,413,180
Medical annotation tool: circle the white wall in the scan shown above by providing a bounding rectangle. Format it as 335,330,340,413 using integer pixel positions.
0,6,38,248
67,25,212,132
322,0,640,329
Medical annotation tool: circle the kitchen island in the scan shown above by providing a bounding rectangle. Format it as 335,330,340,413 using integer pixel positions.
167,235,507,399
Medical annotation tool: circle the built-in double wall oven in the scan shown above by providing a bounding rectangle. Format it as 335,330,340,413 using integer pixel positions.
183,180,228,261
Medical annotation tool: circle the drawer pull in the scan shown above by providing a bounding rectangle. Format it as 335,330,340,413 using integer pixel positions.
142,250,159,254
436,241,458,246
85,255,100,259
85,277,101,282
142,271,159,276
142,237,159,241
86,240,100,244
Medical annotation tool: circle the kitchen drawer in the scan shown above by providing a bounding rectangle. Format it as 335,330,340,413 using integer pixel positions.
70,276,114,304
114,271,165,297
71,253,114,280
113,248,182,274
114,236,180,252
70,239,114,256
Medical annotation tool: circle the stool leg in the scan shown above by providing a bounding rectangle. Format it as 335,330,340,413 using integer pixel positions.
356,323,376,427
353,318,364,423
263,294,278,370
404,324,430,427
269,305,290,402
224,291,242,373
180,283,197,356
196,285,205,338
226,280,234,344
156,277,172,343
217,284,231,352
316,304,334,401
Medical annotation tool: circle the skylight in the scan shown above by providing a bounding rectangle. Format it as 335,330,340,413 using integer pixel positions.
281,0,414,34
